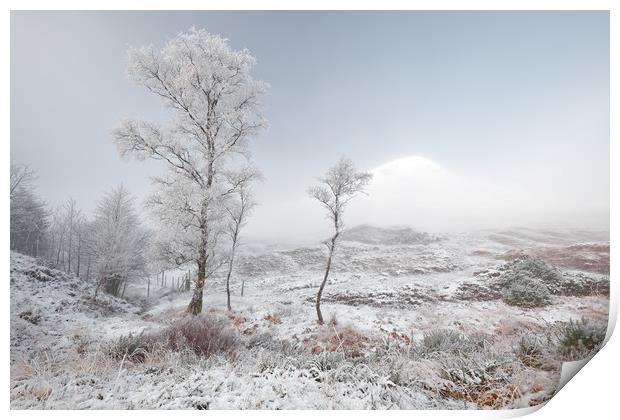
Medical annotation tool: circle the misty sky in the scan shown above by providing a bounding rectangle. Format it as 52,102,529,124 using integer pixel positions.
11,11,609,242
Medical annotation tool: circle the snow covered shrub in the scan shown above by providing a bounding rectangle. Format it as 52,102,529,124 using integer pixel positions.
501,257,562,284
515,334,544,367
553,272,610,297
419,330,464,355
501,256,609,297
105,332,149,363
418,329,488,356
18,309,41,325
23,267,61,282
500,257,565,295
244,332,275,350
158,315,238,358
502,275,551,308
254,349,287,373
515,333,557,371
432,343,525,408
307,351,345,373
555,318,606,361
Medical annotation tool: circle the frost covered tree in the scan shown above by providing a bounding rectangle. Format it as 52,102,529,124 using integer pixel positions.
10,163,36,198
222,168,258,311
113,27,267,315
10,164,49,257
308,157,372,324
63,198,80,274
87,185,149,298
47,198,84,274
49,205,71,266
147,175,229,286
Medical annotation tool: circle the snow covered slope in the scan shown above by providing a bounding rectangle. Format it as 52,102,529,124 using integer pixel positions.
9,227,611,409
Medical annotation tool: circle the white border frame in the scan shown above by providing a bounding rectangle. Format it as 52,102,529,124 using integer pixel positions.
3,2,617,419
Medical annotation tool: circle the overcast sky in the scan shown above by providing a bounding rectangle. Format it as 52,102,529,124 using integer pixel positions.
11,11,609,242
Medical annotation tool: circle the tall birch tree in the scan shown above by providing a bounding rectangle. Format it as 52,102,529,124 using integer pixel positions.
113,27,267,314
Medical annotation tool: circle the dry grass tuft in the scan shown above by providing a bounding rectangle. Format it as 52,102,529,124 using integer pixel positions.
306,324,370,358
156,314,238,358
263,313,282,325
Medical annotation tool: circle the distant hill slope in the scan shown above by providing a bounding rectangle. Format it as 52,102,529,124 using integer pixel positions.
338,224,438,245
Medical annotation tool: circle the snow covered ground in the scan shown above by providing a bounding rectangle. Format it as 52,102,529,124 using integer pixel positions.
10,226,610,409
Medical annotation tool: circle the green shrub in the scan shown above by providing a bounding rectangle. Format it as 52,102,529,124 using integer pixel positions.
555,318,606,361
502,275,551,308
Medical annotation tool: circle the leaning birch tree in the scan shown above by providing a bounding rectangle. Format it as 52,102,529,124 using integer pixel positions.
308,157,372,324
113,27,267,315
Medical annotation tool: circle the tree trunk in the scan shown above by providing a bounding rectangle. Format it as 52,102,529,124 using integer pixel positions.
48,236,54,260
67,228,72,274
76,232,81,277
94,276,102,299
121,280,128,298
187,174,213,315
187,271,205,315
241,279,245,297
187,246,207,315
225,255,234,311
316,235,338,325
56,233,63,265
187,197,211,315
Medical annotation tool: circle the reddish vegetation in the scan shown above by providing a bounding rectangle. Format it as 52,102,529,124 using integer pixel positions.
157,315,238,357
444,382,523,408
387,329,412,345
228,314,247,327
242,324,258,336
477,384,522,408
306,325,370,357
498,243,609,274
263,313,282,325
529,383,544,393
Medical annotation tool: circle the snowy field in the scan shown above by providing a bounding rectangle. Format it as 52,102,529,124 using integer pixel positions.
10,226,609,409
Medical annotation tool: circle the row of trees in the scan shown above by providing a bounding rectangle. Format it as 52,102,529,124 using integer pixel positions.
10,165,151,298
10,160,257,307
10,164,48,257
